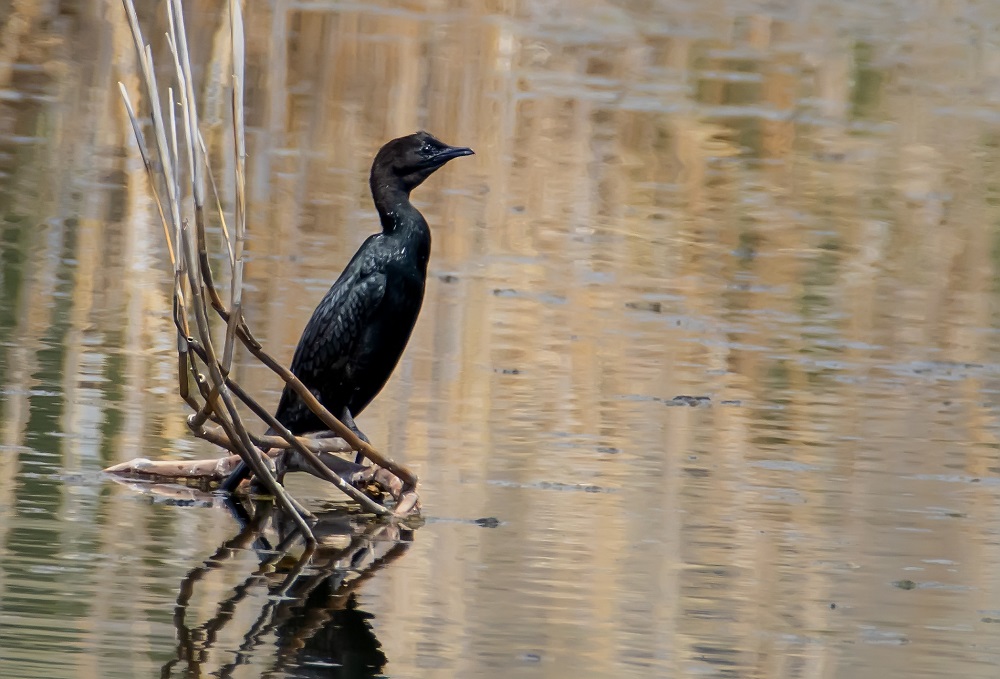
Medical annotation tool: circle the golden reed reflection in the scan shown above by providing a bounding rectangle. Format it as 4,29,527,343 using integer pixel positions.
1,0,1000,677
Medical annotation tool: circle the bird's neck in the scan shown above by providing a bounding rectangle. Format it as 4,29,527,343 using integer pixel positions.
371,179,427,236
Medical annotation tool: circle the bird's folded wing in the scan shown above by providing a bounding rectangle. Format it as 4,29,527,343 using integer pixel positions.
273,268,388,430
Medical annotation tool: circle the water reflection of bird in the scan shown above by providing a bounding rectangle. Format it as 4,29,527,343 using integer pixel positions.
163,500,412,678
222,132,474,491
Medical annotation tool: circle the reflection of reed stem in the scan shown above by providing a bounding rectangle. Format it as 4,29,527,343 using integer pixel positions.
163,500,408,678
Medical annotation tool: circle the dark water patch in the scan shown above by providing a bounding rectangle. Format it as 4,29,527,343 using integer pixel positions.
491,287,567,305
748,459,822,472
486,479,617,494
666,394,712,406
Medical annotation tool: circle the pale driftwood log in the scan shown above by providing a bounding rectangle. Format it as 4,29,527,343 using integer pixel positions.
104,430,415,513
103,452,406,503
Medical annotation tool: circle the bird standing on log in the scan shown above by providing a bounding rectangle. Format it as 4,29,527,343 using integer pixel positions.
222,131,474,491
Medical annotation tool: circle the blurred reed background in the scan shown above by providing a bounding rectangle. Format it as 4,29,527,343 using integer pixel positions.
3,1,1000,677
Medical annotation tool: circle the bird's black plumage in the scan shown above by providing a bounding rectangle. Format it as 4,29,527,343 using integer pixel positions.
222,131,473,491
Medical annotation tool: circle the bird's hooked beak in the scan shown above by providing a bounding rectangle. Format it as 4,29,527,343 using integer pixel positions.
431,144,475,164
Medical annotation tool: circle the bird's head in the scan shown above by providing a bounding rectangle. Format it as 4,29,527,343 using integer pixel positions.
371,131,474,193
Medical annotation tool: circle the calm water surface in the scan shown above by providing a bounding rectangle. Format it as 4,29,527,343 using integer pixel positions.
3,0,1000,677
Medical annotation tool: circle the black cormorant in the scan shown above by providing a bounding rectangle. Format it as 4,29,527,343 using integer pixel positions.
222,131,474,491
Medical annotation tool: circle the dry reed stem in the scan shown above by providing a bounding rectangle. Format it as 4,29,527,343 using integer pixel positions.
116,0,419,533
176,329,385,509
223,0,246,374
120,0,314,542
173,0,414,499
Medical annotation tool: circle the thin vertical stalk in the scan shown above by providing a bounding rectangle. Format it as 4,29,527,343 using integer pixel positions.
223,0,246,373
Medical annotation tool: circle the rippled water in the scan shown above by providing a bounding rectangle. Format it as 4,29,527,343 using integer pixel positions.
4,0,1000,677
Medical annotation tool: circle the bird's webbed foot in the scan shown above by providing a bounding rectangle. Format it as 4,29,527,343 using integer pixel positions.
340,407,371,464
